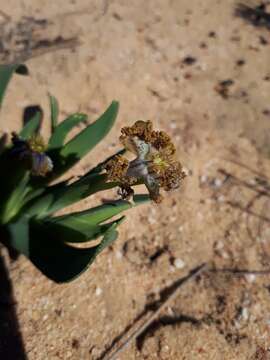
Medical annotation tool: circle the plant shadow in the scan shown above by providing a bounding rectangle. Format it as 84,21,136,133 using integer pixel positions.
0,250,27,360
23,105,43,130
136,314,201,350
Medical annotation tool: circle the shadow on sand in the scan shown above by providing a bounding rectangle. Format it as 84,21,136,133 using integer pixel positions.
0,251,27,360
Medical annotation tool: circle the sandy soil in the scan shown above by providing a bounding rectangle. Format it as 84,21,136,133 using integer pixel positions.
0,0,270,359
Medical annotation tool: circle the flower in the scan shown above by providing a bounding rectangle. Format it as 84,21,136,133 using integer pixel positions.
104,121,186,203
11,133,53,176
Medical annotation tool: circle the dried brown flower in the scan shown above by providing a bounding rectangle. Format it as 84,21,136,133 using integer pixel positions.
105,121,186,203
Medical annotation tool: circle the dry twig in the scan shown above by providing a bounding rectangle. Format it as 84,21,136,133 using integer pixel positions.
101,263,207,360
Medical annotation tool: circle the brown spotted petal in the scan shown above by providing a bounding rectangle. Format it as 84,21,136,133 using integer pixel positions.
150,131,176,154
159,162,186,191
120,120,153,143
104,155,129,182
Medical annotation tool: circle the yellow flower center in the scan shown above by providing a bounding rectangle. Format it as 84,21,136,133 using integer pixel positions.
28,135,46,153
152,154,168,169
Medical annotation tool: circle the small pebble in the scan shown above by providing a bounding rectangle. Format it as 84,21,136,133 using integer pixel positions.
182,167,190,176
170,121,177,129
217,195,225,202
200,174,208,184
167,307,174,316
245,274,256,283
95,287,103,296
214,178,223,188
174,258,185,269
241,307,249,321
216,241,224,250
115,250,123,260
221,251,229,259
148,216,157,224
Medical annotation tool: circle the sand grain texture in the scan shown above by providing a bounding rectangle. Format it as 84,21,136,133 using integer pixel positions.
0,1,270,359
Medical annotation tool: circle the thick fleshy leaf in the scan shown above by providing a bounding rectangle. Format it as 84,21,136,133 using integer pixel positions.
50,101,119,177
48,113,87,150
51,195,148,229
0,64,27,108
42,216,125,243
61,101,118,159
20,111,41,140
5,216,30,256
21,178,69,207
49,94,59,133
44,194,149,241
24,173,117,217
0,167,30,225
6,195,149,282
31,223,119,283
7,217,120,282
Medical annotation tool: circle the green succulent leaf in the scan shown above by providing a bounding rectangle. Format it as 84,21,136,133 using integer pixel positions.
6,216,120,282
42,216,125,243
0,64,28,108
49,94,59,133
31,223,119,283
61,101,118,159
0,166,30,225
24,173,116,217
50,101,119,177
21,178,70,208
20,111,41,140
48,113,87,150
6,216,30,256
51,196,148,229
19,196,148,280
43,194,149,242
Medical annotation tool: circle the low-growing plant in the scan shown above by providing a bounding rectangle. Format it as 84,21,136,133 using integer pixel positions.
0,64,185,283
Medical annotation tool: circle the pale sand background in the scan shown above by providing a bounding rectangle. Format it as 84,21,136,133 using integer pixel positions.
0,1,270,359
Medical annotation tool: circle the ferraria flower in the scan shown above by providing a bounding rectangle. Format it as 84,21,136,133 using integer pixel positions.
11,132,53,176
104,121,186,203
